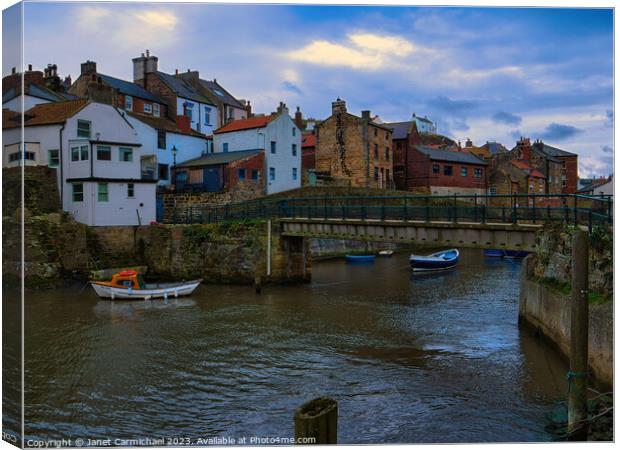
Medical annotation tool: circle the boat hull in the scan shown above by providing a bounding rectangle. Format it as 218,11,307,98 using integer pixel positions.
91,279,202,300
410,249,459,272
345,255,375,263
484,249,529,258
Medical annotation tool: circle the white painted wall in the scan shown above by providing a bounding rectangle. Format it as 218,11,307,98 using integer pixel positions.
213,112,301,194
3,94,51,112
125,114,208,185
3,124,62,168
176,97,218,136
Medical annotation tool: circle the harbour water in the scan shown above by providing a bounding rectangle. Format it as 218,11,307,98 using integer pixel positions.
6,248,568,444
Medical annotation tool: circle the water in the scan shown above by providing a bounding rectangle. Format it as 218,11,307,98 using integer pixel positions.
7,249,568,444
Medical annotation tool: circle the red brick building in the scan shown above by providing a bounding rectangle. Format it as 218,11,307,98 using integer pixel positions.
531,140,578,194
301,132,316,169
408,146,488,196
173,149,264,194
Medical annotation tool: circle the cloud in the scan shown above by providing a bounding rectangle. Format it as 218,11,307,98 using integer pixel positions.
605,109,613,127
426,96,477,115
76,5,179,49
492,111,522,126
286,32,418,70
538,122,583,141
282,81,303,96
601,145,613,153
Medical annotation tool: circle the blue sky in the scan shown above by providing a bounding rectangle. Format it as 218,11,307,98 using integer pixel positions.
4,2,614,176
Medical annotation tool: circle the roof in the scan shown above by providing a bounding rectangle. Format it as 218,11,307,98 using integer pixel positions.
176,149,262,168
3,83,78,104
3,108,21,129
413,114,433,124
384,121,414,140
199,79,245,109
512,160,545,178
98,73,163,103
533,142,577,158
214,114,277,134
3,99,89,128
416,146,487,165
482,141,508,155
302,132,316,148
126,111,206,138
155,71,214,105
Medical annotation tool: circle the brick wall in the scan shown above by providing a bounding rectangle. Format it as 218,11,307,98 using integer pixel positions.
144,72,178,121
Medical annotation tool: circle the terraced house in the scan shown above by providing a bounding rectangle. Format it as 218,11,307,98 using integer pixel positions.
315,99,393,188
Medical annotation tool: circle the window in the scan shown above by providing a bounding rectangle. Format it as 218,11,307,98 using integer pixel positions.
292,127,296,136
24,151,36,161
292,144,297,156
269,167,275,181
205,107,211,125
72,183,84,202
153,103,160,118
432,164,440,174
140,103,150,114
270,141,276,154
48,149,59,167
127,183,135,198
125,96,133,111
9,152,19,162
97,183,109,202
238,168,246,180
81,145,89,161
72,145,89,161
374,167,379,180
158,163,169,180
474,168,483,178
71,146,79,161
292,167,298,180
374,144,378,159
97,146,111,161
444,165,453,176
251,169,259,180
374,128,378,137
119,147,133,162
385,132,389,140
461,167,468,177
385,147,389,160
386,168,390,181
490,186,497,195
185,105,193,121
223,143,229,153
77,120,91,138
157,130,166,149
562,179,567,187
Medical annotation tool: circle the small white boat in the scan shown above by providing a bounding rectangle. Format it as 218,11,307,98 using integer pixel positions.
90,270,202,300
378,250,394,257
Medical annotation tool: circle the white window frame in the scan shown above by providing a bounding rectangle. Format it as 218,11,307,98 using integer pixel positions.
153,103,160,118
125,96,133,111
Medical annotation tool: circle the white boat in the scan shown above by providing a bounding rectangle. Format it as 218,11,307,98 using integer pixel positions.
90,270,202,300
378,250,394,256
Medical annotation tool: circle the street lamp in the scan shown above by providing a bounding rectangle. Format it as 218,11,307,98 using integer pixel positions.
172,145,178,192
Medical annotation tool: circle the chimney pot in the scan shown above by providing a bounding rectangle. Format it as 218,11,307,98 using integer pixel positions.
28,64,32,71
175,69,178,75
361,110,371,120
146,49,150,57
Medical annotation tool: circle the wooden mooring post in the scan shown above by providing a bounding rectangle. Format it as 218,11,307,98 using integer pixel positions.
567,229,589,440
294,397,338,444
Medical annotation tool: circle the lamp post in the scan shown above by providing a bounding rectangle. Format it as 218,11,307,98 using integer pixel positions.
172,145,178,192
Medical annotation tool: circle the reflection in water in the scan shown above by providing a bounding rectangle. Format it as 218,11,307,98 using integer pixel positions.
18,249,567,443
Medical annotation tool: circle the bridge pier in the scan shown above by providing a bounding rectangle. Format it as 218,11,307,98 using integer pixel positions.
268,224,312,283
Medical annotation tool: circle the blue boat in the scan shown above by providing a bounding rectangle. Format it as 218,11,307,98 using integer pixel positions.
345,255,376,263
484,249,529,258
409,249,459,272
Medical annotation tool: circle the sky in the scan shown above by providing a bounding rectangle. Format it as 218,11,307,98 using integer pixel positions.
3,2,614,177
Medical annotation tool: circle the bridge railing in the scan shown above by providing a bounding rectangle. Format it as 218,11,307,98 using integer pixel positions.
168,193,613,231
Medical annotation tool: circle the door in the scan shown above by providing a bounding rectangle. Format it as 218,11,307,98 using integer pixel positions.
203,167,222,192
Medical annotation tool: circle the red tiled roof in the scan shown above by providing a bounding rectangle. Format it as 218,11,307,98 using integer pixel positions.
512,160,545,178
530,170,545,179
17,99,90,127
3,108,22,129
127,111,206,138
214,114,277,134
302,133,316,148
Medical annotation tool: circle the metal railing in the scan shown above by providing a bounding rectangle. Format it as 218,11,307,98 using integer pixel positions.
166,193,613,232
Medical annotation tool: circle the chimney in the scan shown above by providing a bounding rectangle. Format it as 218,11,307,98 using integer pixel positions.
465,138,473,147
245,100,252,117
332,98,347,115
276,101,289,116
517,137,532,161
361,110,371,121
176,115,191,134
175,69,179,75
132,52,146,85
294,106,303,129
81,60,97,76
11,67,15,74
28,64,32,71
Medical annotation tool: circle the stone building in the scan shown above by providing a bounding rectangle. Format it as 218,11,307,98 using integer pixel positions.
531,140,578,194
315,99,393,188
488,158,546,206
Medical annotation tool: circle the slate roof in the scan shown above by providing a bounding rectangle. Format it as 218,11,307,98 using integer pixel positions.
199,79,245,109
3,83,78,103
154,71,214,105
98,74,163,103
482,141,509,155
416,146,487,165
214,114,277,134
3,99,90,128
176,149,262,168
126,111,206,138
384,121,414,140
533,142,577,157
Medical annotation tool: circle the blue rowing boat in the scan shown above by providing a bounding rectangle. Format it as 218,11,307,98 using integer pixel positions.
409,249,459,272
484,249,529,258
345,255,376,263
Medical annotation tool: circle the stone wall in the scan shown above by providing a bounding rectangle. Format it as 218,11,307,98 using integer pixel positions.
3,166,60,216
519,256,613,387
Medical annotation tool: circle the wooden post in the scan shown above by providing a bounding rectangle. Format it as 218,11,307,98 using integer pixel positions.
567,230,589,440
254,275,262,294
294,397,337,444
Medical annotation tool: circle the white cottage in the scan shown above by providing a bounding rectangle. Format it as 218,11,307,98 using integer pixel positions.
2,99,156,226
213,103,301,194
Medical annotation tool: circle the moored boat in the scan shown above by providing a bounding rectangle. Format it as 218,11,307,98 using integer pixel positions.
483,249,529,259
483,249,505,258
378,250,394,257
345,254,376,263
409,249,459,272
90,270,202,300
